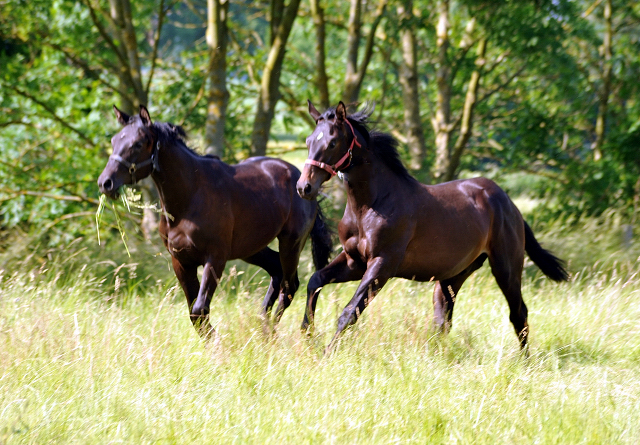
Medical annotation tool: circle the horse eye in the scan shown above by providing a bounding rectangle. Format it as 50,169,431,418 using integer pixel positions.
328,140,336,149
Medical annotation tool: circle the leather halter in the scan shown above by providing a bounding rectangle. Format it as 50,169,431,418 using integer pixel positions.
109,140,160,184
305,119,362,178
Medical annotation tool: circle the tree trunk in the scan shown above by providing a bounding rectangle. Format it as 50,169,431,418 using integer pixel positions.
311,0,330,110
344,0,362,105
271,0,284,45
109,0,147,108
432,0,451,183
444,37,486,182
343,0,387,106
592,0,612,162
250,0,301,157
397,0,426,173
204,0,229,158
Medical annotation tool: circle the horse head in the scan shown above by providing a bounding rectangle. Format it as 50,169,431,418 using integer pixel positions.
98,105,157,199
297,100,364,200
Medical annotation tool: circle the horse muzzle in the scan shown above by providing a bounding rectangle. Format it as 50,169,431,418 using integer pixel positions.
97,170,123,200
297,165,327,200
296,180,317,200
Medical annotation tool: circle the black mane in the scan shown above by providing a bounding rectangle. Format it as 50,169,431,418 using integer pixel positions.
151,120,217,159
321,104,414,181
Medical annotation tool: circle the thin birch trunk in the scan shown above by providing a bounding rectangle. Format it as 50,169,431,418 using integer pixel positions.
204,0,229,158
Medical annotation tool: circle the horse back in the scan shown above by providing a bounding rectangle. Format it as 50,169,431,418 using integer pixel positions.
399,177,523,281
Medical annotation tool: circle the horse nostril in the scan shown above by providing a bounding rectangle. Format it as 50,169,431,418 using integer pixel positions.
304,184,312,195
102,178,113,191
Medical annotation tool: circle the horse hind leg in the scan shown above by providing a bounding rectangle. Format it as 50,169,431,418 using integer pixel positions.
488,250,529,351
432,254,487,334
243,248,283,320
272,234,305,325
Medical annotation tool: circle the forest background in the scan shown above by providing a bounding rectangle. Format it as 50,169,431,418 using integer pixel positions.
1,0,639,255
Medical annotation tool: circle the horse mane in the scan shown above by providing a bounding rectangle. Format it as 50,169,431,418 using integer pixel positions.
151,120,219,159
321,104,414,181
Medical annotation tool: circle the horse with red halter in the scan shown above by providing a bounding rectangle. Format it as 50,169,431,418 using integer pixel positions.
296,101,568,351
98,105,332,338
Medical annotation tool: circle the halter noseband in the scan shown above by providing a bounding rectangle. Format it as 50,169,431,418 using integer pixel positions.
109,140,160,184
305,119,362,178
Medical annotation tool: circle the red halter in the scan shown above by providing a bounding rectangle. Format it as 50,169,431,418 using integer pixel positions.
305,119,362,178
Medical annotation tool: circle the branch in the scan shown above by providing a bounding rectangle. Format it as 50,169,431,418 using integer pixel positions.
183,0,206,21
177,76,207,127
356,0,387,88
145,0,168,98
482,50,511,77
582,0,603,18
0,188,100,205
3,83,95,147
477,64,526,105
280,84,316,129
0,120,32,128
41,211,97,232
43,41,128,97
81,0,129,71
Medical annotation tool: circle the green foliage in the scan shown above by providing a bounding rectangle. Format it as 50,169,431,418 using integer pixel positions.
1,0,639,256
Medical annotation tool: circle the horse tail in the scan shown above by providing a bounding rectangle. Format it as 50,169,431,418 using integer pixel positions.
524,221,568,282
310,205,333,270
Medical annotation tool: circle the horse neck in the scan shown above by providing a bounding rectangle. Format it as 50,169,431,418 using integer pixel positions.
150,140,198,218
343,151,396,208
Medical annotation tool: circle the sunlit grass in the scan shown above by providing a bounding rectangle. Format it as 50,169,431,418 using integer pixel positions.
1,245,640,444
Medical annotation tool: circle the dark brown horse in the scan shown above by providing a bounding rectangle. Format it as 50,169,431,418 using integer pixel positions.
297,101,568,351
98,105,332,338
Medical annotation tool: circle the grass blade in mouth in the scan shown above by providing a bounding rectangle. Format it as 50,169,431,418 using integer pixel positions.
95,191,130,257
95,194,107,246
95,187,172,257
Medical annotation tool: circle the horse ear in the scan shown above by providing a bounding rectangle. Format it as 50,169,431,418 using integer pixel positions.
139,105,152,126
308,100,321,121
336,101,347,121
113,105,130,126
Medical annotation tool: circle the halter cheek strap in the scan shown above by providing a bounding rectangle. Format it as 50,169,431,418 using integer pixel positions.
305,119,362,178
109,141,160,184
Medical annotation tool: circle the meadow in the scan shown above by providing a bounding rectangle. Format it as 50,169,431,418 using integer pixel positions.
1,214,640,444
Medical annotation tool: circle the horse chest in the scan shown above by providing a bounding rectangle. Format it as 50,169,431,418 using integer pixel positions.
163,224,201,262
341,225,372,265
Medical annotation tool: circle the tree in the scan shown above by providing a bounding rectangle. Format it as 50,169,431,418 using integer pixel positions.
204,0,230,158
250,0,301,157
343,0,387,106
591,0,613,161
310,0,330,110
397,0,426,172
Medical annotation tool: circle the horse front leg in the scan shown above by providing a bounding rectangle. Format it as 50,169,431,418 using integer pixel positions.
171,258,202,330
302,251,365,334
326,255,398,353
191,259,225,340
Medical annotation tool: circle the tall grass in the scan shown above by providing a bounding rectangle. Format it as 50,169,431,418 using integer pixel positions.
1,221,639,443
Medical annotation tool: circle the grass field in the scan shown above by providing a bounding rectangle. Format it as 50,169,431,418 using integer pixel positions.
1,218,640,444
